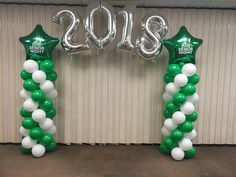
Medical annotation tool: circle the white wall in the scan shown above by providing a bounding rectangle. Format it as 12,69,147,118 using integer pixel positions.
0,4,236,144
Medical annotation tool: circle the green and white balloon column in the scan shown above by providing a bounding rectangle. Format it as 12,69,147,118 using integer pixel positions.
160,26,203,161
19,25,59,157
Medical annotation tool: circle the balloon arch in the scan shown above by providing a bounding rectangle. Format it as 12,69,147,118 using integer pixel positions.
19,2,202,161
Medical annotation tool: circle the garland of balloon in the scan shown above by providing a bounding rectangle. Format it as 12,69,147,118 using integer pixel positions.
160,26,203,160
19,25,59,157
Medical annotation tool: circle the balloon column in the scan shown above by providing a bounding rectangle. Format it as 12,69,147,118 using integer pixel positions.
160,26,202,161
19,25,59,157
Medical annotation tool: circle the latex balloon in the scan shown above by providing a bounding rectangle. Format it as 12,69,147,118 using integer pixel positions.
165,101,179,113
46,71,57,82
181,83,196,96
40,98,53,111
186,112,198,122
40,80,54,93
19,24,59,59
23,79,39,91
23,60,39,73
172,111,186,124
117,5,136,51
187,93,199,104
32,90,45,102
40,60,54,73
32,109,46,123
46,89,58,99
19,107,32,117
160,144,170,154
171,147,184,161
184,147,196,158
20,89,31,100
20,126,29,137
174,74,188,87
170,129,184,142
23,99,39,112
178,121,193,133
32,70,46,84
30,127,44,140
22,136,37,149
46,108,57,118
21,147,32,154
161,127,171,137
53,10,89,55
22,117,38,129
39,118,54,131
136,13,168,60
165,83,180,95
178,138,193,151
162,93,172,102
184,129,197,140
21,70,32,80
39,133,53,146
164,118,177,131
47,125,57,135
188,74,199,85
163,109,173,118
173,93,186,105
180,102,195,115
84,1,116,49
167,64,181,76
32,144,45,158
46,140,57,152
162,26,203,64
181,63,196,77
163,137,178,149
163,74,174,83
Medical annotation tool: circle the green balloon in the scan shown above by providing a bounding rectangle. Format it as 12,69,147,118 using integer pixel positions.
186,112,198,122
20,70,32,80
178,121,193,133
47,71,57,82
163,109,173,118
184,147,196,158
170,129,184,142
23,79,39,91
160,143,171,154
163,137,178,150
165,101,179,113
30,127,43,140
19,107,32,117
162,26,203,64
39,133,53,146
32,90,45,102
46,108,57,118
181,83,196,96
40,60,54,73
188,74,200,85
178,62,185,68
167,64,181,76
46,140,57,152
19,24,59,59
163,74,174,84
20,147,31,154
40,98,53,111
36,60,42,66
22,117,38,129
173,93,186,105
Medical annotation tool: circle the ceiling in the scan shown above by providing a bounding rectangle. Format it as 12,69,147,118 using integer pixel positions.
1,0,236,8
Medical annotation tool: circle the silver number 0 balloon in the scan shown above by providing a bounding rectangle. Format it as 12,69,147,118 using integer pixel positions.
84,1,116,49
136,14,168,60
52,10,89,55
117,5,136,51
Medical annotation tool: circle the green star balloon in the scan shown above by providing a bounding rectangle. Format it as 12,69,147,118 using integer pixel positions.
19,24,59,60
163,26,203,64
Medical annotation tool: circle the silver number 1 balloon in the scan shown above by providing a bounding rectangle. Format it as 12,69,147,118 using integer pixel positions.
52,10,90,55
117,5,136,51
136,13,168,60
84,1,116,49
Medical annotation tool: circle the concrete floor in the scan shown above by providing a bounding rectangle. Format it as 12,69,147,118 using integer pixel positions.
0,144,235,177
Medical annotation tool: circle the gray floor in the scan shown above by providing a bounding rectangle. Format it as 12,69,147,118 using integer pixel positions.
0,144,235,177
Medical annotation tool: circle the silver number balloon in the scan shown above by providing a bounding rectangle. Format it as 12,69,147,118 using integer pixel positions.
136,13,168,60
117,5,136,51
84,1,116,49
52,10,89,55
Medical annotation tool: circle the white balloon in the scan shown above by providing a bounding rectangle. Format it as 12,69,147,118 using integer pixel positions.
32,109,46,123
161,127,171,137
39,118,53,131
23,60,39,73
164,118,177,131
172,111,186,124
165,83,180,95
46,89,58,99
47,125,56,134
20,126,29,137
32,144,45,158
23,99,39,112
187,93,199,105
178,138,193,151
180,102,195,115
40,80,54,93
174,74,188,87
22,136,37,149
171,147,184,161
32,70,46,84
182,63,196,77
184,129,197,140
163,93,172,102
19,89,31,100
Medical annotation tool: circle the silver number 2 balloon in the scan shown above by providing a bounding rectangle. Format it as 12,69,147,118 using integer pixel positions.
84,1,116,49
136,13,168,60
117,5,136,51
52,10,89,55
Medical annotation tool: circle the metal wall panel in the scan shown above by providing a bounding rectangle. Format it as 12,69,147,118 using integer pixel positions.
0,4,235,144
